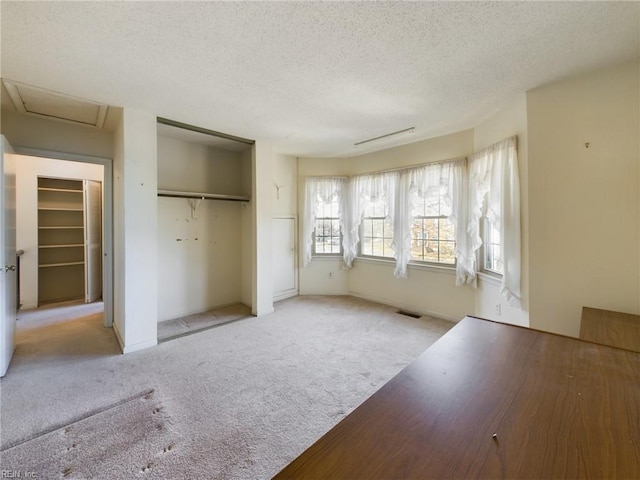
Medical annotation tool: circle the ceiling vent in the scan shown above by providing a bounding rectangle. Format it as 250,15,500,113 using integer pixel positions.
2,79,108,128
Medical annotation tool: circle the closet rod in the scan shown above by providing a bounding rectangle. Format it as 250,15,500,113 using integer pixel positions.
157,190,250,202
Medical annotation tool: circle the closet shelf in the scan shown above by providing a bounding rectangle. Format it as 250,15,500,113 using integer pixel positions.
38,226,84,230
39,244,84,249
38,207,84,212
37,187,83,193
157,189,250,202
39,261,85,268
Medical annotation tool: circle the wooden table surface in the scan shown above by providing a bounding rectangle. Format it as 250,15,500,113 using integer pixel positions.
274,316,640,479
580,306,640,353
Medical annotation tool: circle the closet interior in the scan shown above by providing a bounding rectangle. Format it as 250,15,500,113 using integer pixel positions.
37,176,102,305
156,118,254,340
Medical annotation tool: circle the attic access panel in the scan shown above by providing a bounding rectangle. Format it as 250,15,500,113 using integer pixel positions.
3,79,108,128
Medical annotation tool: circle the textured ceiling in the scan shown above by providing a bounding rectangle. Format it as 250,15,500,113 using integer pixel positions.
1,1,638,157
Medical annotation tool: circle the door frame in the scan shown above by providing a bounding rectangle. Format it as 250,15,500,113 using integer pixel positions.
15,147,114,328
272,214,298,302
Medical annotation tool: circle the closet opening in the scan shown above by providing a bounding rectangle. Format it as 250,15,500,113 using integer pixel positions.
14,151,116,358
156,118,254,342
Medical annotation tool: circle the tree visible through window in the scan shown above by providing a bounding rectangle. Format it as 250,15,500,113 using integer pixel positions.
360,199,394,258
410,191,455,265
313,198,342,255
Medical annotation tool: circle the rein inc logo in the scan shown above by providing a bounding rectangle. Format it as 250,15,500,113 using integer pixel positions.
1,471,37,478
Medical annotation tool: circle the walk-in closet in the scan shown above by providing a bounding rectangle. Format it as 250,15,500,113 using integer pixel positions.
156,119,254,340
37,177,102,305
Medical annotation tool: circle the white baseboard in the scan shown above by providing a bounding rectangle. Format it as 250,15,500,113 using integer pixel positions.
349,291,461,323
113,323,157,354
273,289,298,302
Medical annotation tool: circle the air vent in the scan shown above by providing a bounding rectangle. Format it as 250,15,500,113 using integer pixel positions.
397,310,422,319
3,79,108,128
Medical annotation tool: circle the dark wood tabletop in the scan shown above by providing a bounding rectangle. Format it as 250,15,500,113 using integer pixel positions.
274,316,640,479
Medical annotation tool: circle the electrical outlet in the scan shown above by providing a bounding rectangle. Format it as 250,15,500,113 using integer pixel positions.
328,272,333,279
495,303,502,316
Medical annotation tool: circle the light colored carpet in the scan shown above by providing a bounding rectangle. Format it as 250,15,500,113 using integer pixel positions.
0,295,455,479
158,303,252,342
1,389,178,479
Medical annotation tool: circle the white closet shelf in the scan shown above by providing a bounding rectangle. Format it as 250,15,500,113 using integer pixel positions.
38,226,84,230
38,187,82,193
39,244,84,249
157,189,250,202
38,207,84,211
39,261,85,268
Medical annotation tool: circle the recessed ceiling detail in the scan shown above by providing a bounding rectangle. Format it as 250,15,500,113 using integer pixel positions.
2,79,108,128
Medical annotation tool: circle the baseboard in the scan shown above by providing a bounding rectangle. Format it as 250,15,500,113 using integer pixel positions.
112,323,157,354
349,291,461,323
113,322,125,353
273,289,298,302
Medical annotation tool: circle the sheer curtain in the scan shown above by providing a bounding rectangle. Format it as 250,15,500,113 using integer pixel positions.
303,176,351,267
347,160,464,278
466,136,521,306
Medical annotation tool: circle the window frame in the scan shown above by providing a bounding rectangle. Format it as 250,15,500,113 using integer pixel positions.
409,213,456,267
480,216,503,276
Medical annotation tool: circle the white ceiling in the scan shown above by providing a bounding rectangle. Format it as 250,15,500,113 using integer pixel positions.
1,1,638,157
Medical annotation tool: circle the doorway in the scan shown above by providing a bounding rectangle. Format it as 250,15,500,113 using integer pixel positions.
13,150,113,329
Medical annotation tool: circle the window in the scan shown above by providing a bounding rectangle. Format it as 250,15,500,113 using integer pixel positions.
313,197,342,255
410,192,455,265
482,218,503,274
360,199,394,258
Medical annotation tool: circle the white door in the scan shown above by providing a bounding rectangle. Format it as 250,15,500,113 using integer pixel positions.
83,180,102,303
1,136,17,377
272,217,296,300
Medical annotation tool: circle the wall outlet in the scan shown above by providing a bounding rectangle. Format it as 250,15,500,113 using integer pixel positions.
328,272,333,279
495,303,502,316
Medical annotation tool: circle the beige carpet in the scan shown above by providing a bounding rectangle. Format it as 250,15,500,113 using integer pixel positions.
1,389,178,479
0,295,455,479
158,303,252,342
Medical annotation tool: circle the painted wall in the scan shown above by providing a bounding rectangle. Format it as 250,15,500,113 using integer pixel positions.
1,110,113,159
297,157,351,295
252,141,274,315
298,132,478,320
112,108,158,353
348,130,476,320
472,93,530,327
15,155,103,309
156,136,246,321
527,60,640,337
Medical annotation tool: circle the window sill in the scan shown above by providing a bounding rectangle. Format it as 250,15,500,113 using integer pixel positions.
478,271,503,287
354,256,456,276
311,255,344,262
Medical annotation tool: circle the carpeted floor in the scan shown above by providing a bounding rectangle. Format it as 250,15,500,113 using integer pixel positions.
158,303,253,342
0,295,454,479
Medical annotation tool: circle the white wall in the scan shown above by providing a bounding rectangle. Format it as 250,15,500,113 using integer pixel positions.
298,132,478,320
527,60,640,337
15,156,103,309
156,136,246,321
472,93,529,327
252,140,274,315
348,130,476,320
297,157,352,295
1,110,113,159
113,108,158,353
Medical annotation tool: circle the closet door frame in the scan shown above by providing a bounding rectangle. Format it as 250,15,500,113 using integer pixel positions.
16,147,114,328
272,215,298,301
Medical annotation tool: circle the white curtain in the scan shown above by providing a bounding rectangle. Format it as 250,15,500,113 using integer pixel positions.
347,160,464,278
303,176,351,267
466,136,521,306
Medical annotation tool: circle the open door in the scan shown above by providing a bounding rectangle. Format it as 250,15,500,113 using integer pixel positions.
1,136,17,377
83,180,102,303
